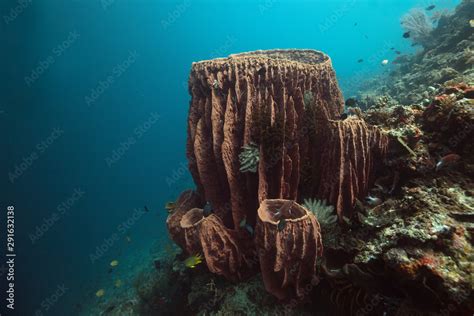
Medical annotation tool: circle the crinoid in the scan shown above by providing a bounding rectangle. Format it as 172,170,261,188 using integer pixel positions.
238,142,260,173
303,198,337,228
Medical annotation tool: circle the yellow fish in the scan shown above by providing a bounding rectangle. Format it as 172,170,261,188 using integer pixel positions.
110,260,119,267
165,202,177,213
470,19,474,27
114,279,122,288
96,289,105,297
184,254,203,268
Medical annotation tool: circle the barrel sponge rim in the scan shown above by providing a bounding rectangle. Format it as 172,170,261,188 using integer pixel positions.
192,48,331,67
258,199,310,225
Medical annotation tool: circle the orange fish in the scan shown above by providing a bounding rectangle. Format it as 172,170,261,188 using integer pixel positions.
436,154,461,171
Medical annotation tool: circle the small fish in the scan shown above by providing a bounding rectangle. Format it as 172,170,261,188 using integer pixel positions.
203,202,213,217
144,206,150,212
110,260,119,267
403,31,411,38
96,289,105,297
395,51,401,55
435,154,461,171
239,217,247,228
125,235,131,243
354,22,358,26
470,19,474,27
184,254,203,268
381,59,389,66
357,59,364,63
277,219,287,231
365,195,382,206
273,208,281,218
114,279,122,288
425,5,435,11
165,202,176,213
390,47,395,50
340,113,348,120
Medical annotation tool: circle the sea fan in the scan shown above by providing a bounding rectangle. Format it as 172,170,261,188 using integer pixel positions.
303,198,337,228
239,143,260,173
401,8,433,48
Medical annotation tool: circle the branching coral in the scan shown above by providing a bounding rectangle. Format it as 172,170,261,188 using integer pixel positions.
238,143,260,173
401,8,433,48
303,198,337,228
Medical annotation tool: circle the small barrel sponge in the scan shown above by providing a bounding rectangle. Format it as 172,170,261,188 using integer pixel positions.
255,199,323,300
166,190,202,250
179,208,253,281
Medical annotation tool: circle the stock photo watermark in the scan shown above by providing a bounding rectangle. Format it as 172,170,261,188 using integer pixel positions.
89,207,146,263
24,31,80,87
85,50,139,106
8,127,64,184
33,284,69,316
104,111,160,167
318,0,357,33
3,0,32,25
161,0,191,30
29,188,85,245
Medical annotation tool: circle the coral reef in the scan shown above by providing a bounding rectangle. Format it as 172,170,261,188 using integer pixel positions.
159,4,473,312
401,8,434,48
255,199,323,299
357,0,474,105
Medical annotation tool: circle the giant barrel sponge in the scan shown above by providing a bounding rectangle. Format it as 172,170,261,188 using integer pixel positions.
185,49,387,226
168,49,388,294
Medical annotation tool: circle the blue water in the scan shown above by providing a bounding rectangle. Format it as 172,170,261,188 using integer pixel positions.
2,0,460,314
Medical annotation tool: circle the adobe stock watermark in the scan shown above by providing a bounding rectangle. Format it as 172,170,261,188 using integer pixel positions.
165,161,188,187
24,31,80,87
318,0,357,33
29,188,85,245
209,35,238,59
3,0,33,25
85,50,139,106
258,0,278,15
89,207,146,263
161,0,191,30
105,112,160,167
8,127,64,184
100,0,116,10
33,284,69,316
